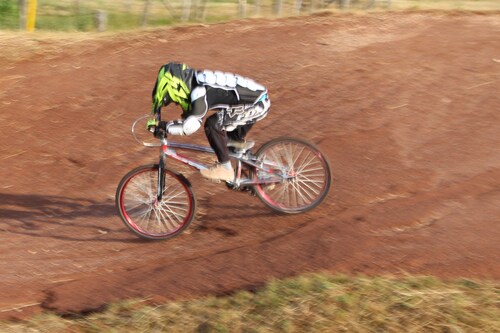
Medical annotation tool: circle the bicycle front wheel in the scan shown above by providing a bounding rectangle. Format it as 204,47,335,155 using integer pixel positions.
116,165,196,240
252,137,331,213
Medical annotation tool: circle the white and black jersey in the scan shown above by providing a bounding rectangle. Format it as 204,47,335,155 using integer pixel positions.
187,70,271,131
162,66,271,162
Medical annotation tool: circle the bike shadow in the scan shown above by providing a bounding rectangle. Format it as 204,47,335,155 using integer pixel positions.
203,203,279,220
193,202,291,238
0,192,144,243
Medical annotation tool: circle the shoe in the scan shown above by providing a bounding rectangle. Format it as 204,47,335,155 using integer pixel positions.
227,139,255,151
200,163,234,182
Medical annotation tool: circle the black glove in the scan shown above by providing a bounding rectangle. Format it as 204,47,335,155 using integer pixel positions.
153,121,168,138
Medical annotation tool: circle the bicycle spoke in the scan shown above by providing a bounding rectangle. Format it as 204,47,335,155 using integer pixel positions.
297,176,322,194
155,204,177,231
154,198,186,230
294,179,317,202
273,182,289,203
296,151,318,174
160,196,186,220
290,144,306,170
126,184,152,204
140,206,153,227
127,204,151,218
150,206,162,230
288,180,304,205
163,188,187,202
124,198,149,211
138,173,156,197
269,148,284,168
159,203,184,227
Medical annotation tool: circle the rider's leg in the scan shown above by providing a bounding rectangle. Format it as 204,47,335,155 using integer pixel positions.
227,123,255,150
202,113,234,181
204,113,229,163
228,123,254,142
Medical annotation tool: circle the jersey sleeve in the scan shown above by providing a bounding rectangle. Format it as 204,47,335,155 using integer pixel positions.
186,86,208,119
167,86,207,136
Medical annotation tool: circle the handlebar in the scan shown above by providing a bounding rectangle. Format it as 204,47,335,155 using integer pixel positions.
131,115,169,147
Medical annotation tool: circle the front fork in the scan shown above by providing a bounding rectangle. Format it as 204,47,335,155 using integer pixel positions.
154,115,168,201
157,148,166,201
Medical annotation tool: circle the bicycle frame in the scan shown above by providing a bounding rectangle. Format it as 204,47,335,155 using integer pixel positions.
157,137,289,195
132,115,289,201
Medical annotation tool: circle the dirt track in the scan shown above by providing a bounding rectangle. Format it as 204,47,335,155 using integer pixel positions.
0,11,499,318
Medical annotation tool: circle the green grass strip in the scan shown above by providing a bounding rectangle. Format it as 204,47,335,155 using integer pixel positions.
1,273,499,332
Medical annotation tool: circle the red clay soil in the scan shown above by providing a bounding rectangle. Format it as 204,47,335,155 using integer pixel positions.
0,11,499,319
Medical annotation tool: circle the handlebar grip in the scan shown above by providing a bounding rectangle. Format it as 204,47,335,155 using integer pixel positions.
152,121,169,138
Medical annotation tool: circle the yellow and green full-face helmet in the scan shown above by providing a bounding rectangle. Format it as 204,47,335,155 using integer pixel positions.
152,62,194,113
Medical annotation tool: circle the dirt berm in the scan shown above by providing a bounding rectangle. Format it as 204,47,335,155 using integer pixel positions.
0,11,499,318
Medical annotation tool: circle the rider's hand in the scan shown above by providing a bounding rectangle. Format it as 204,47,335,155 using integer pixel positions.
146,119,157,133
153,121,169,138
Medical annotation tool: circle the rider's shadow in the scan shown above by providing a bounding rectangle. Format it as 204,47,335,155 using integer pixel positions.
193,195,282,237
204,203,278,220
0,192,139,242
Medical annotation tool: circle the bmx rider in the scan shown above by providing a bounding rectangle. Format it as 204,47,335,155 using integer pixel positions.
147,62,271,182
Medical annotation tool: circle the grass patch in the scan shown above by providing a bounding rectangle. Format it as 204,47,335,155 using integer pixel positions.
0,0,18,29
1,273,498,332
390,0,500,11
1,0,500,32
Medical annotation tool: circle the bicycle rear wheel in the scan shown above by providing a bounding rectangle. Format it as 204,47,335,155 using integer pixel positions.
116,164,196,240
252,137,331,213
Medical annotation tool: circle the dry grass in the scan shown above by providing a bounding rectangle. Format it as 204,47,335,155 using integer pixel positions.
1,274,498,332
2,0,500,36
390,0,500,11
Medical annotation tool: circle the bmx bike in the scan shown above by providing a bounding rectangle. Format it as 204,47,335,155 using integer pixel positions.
116,115,331,240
